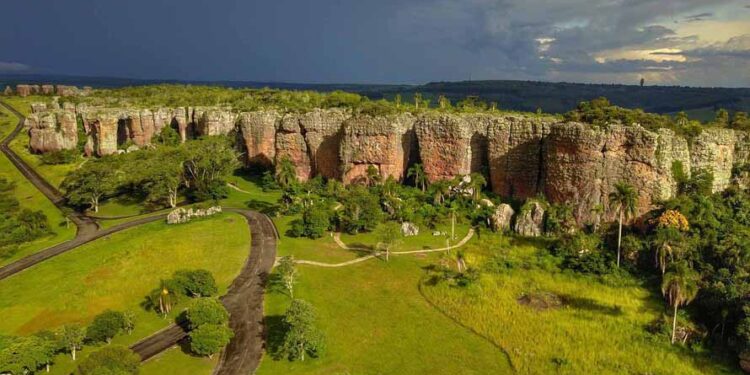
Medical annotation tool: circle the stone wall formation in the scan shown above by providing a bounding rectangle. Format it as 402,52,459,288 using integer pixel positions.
21,92,748,227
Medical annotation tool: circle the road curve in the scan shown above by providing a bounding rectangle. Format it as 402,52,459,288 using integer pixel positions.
1,100,278,374
0,101,99,237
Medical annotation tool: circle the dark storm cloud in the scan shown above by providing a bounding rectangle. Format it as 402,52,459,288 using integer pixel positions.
1,0,748,86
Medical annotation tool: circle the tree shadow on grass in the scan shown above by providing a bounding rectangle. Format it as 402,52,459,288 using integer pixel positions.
245,199,278,215
263,315,288,361
559,294,624,316
266,272,291,296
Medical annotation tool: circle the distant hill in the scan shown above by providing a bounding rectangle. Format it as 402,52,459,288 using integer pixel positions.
2,74,748,120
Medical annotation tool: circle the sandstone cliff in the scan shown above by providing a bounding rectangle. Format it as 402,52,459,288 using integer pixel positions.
27,103,750,224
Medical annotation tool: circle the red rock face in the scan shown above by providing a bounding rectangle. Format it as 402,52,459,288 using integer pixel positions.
414,114,473,182
16,85,31,97
340,114,415,184
41,85,54,95
173,107,188,142
488,116,551,198
276,114,312,181
55,85,78,96
88,112,119,156
26,111,78,153
238,111,279,169
196,109,236,136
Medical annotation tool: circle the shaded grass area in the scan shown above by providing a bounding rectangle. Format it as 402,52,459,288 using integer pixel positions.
419,234,739,375
140,346,217,375
0,104,76,267
0,213,250,374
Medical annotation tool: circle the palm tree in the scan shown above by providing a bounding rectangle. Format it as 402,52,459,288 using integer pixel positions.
661,263,700,344
431,180,451,205
276,156,298,189
609,182,638,267
365,165,381,187
468,173,487,202
407,164,428,192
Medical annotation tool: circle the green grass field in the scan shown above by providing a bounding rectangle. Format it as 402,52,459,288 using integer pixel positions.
0,213,250,374
419,234,737,374
0,104,76,266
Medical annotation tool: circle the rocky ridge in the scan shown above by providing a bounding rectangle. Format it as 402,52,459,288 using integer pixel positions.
25,104,750,225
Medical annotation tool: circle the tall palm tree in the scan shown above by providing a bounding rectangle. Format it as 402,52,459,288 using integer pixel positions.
609,182,638,267
468,173,487,202
407,164,428,192
431,180,451,205
661,263,700,344
276,157,298,189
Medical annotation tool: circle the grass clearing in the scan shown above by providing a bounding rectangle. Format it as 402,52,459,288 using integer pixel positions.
419,234,738,374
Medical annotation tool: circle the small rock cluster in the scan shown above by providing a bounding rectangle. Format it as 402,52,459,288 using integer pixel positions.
401,222,419,236
166,206,222,224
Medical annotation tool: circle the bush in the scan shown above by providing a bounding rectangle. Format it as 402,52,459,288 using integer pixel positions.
185,298,229,330
173,269,218,297
288,204,331,239
86,310,128,344
552,233,614,275
189,324,233,358
76,346,140,375
40,149,78,165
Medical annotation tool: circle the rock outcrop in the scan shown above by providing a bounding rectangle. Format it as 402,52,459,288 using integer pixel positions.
491,203,515,232
26,111,78,153
514,201,545,237
167,206,222,224
401,222,419,236
25,101,750,227
340,113,416,183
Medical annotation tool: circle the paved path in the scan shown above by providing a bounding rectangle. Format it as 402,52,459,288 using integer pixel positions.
0,101,278,374
292,229,475,268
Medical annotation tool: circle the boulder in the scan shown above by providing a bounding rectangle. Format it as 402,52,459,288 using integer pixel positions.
491,204,515,232
167,206,222,224
401,222,419,237
514,201,545,237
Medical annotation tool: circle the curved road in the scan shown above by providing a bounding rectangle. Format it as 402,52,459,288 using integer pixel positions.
0,100,277,374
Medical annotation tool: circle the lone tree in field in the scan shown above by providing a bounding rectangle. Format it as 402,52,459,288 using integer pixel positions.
174,269,218,297
407,163,428,192
189,324,234,359
86,310,129,344
277,256,298,298
59,325,86,361
661,262,700,344
377,222,402,262
608,182,638,267
281,299,325,361
276,156,298,189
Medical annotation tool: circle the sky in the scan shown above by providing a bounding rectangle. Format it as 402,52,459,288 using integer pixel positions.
1,0,749,87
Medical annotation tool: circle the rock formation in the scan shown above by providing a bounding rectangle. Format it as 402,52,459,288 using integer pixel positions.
491,204,515,232
16,85,32,97
2,86,12,96
26,102,750,227
167,206,222,224
514,201,545,237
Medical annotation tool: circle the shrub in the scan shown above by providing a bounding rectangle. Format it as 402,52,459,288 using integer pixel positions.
185,298,229,330
173,269,218,297
189,324,233,358
76,346,140,375
40,149,78,165
86,310,128,344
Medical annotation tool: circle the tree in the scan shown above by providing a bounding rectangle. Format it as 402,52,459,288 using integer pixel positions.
61,159,118,212
0,335,56,374
147,279,180,317
60,325,86,361
185,298,229,330
661,263,700,344
468,173,487,202
364,165,381,187
155,125,181,146
376,222,402,262
413,92,422,109
276,156,298,190
714,108,730,127
338,187,383,234
76,346,140,375
87,310,128,344
140,149,185,208
189,324,233,359
281,300,324,361
608,182,638,268
173,269,218,297
732,111,749,130
276,256,298,298
183,136,240,201
430,180,450,205
289,205,331,239
407,164,428,192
